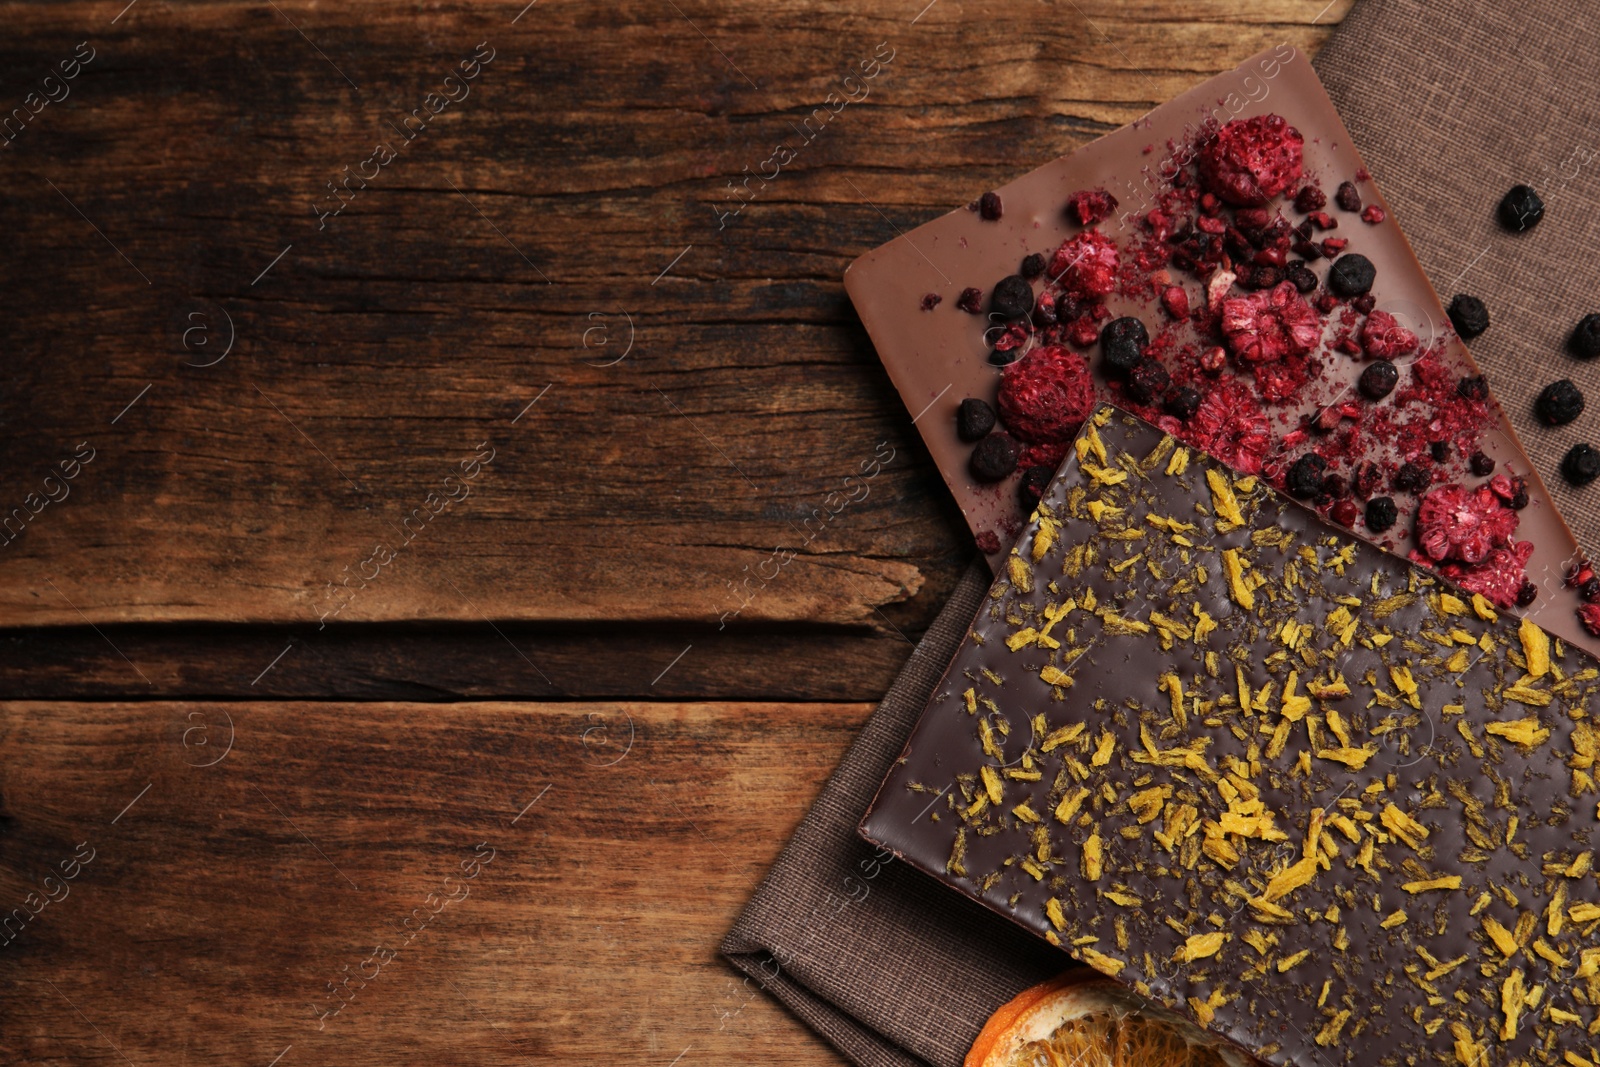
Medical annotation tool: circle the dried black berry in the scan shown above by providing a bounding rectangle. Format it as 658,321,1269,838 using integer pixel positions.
1237,264,1284,290
1563,443,1600,486
1294,186,1326,213
956,287,984,314
1358,360,1399,400
1517,581,1539,607
1335,181,1362,212
1582,577,1600,602
988,347,1023,367
1286,453,1328,498
1327,253,1376,297
1365,496,1399,533
1510,484,1529,509
1469,451,1495,476
1448,294,1489,340
1536,379,1586,426
990,275,1034,320
1393,461,1429,493
969,432,1019,482
1351,293,1377,316
1321,473,1348,498
1164,386,1202,421
1126,358,1170,404
1018,465,1053,510
1020,252,1046,279
978,191,1003,221
1353,460,1382,499
1499,184,1544,232
1100,316,1148,375
1430,440,1450,462
1572,314,1600,360
956,398,996,442
1457,375,1489,402
1285,262,1318,294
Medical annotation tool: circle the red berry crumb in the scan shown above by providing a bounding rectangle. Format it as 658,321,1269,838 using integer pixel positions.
975,529,1002,554
1198,114,1306,206
956,287,984,314
1294,186,1326,213
1361,309,1418,360
920,293,942,311
1065,188,1118,226
1049,230,1120,300
1415,484,1518,564
1220,281,1321,364
1161,285,1190,320
1361,205,1386,224
996,345,1096,444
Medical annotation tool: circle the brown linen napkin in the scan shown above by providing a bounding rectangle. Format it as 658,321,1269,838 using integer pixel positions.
724,4,1600,1064
721,559,1067,1067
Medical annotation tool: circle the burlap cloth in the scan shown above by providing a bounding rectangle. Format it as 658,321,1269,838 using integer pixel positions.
722,3,1600,1063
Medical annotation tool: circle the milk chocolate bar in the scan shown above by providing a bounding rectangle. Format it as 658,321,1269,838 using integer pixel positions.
844,47,1600,657
861,405,1600,1067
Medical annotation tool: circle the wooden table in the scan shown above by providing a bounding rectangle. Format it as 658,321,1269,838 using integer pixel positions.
0,1,1348,1061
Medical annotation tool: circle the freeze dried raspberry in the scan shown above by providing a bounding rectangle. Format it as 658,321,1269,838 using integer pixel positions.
1335,181,1362,212
991,275,1034,320
1416,484,1518,564
1536,379,1585,425
1440,540,1535,608
1361,205,1386,224
1161,286,1190,320
1049,230,1119,299
1198,114,1305,206
1361,309,1418,359
1583,603,1600,638
1328,253,1376,296
1065,188,1118,226
1499,184,1544,232
1307,211,1338,231
1126,358,1170,404
1020,253,1047,279
1220,281,1321,363
921,293,942,310
956,398,996,441
1358,360,1399,400
978,191,1003,220
1448,295,1490,339
969,433,1019,482
1294,186,1326,212
1066,314,1102,348
956,287,984,314
1018,466,1053,510
996,345,1096,444
1018,440,1068,471
1187,378,1271,474
1252,355,1312,403
1285,453,1327,497
1199,345,1228,375
1100,316,1149,375
1365,496,1398,533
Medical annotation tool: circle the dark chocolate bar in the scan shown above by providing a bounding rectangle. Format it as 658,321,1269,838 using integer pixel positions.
844,46,1600,658
862,404,1600,1067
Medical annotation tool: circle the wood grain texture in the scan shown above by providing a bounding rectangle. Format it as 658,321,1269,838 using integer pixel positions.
0,0,1348,635
0,699,869,1065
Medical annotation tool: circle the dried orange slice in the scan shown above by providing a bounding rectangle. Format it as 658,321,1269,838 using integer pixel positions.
965,971,1253,1067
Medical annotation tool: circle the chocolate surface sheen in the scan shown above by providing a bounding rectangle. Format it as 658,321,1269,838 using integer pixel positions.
862,404,1600,1067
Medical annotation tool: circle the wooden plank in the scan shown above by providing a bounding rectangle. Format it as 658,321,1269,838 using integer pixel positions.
0,621,921,700
0,699,868,1064
0,1,1344,627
